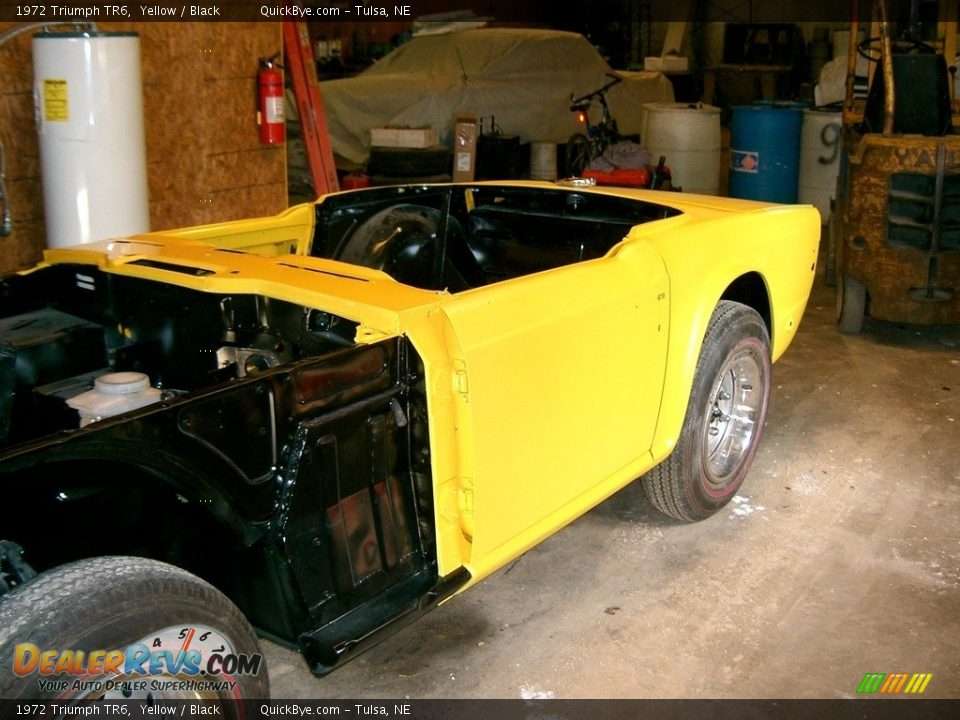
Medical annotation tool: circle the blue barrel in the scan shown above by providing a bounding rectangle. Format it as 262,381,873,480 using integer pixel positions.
729,104,804,203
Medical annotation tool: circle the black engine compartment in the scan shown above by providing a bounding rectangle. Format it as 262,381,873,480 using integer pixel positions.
0,264,357,449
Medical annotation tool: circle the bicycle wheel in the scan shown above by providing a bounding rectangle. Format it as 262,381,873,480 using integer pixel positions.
565,133,591,176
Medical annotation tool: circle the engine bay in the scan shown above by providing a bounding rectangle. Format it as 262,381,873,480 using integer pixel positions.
0,263,358,448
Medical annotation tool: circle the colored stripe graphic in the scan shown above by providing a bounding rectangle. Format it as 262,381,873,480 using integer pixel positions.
857,673,885,694
904,673,933,694
857,672,932,694
881,673,909,693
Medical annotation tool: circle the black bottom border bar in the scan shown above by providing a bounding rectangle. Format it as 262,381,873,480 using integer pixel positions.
2,699,959,720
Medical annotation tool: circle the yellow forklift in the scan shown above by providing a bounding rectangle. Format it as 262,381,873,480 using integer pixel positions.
833,0,960,332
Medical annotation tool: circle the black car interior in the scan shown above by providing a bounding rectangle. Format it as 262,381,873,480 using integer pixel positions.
311,185,679,292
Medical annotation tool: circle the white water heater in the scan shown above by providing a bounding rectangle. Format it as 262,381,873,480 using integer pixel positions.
33,32,149,248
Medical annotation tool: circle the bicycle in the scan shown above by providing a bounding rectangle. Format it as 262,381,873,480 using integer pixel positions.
565,73,624,176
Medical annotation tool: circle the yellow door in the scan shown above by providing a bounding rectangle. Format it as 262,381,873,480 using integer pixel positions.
438,240,670,577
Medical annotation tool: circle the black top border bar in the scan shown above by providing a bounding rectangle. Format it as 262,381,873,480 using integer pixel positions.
0,1,864,25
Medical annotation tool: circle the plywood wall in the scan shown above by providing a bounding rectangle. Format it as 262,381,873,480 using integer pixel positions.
0,23,43,274
0,22,286,276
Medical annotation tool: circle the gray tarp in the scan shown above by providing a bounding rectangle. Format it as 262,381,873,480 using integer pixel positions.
321,28,675,167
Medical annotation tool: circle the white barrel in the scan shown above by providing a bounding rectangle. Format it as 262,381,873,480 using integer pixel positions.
530,142,557,180
33,32,149,248
640,103,721,195
798,109,842,223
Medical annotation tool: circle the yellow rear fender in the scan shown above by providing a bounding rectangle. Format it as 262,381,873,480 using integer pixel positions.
648,205,820,464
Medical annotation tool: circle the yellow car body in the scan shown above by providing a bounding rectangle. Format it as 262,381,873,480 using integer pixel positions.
39,182,818,584
0,182,818,684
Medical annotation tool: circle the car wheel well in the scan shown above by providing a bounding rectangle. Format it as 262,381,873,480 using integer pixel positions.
720,272,771,337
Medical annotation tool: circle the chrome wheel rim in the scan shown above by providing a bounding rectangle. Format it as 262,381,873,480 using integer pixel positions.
702,349,764,488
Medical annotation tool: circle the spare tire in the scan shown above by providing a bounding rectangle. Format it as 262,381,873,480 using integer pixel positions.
368,145,452,177
370,173,452,186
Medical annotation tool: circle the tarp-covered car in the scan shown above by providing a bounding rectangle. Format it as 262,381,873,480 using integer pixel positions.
0,182,818,701
321,28,675,166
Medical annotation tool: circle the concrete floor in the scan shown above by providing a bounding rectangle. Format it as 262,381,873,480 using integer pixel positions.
265,241,960,698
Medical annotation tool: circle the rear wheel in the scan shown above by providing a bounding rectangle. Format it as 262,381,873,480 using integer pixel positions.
824,212,837,287
0,556,269,704
837,274,866,334
641,301,771,521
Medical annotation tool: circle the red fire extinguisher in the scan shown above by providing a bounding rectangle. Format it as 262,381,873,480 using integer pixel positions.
257,53,285,145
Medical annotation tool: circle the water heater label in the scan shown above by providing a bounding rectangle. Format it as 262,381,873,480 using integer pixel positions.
730,149,759,173
43,79,69,122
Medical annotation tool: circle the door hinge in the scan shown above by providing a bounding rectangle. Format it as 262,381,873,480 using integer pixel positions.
453,359,469,400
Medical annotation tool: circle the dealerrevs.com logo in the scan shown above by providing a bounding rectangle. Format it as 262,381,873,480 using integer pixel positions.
12,625,262,695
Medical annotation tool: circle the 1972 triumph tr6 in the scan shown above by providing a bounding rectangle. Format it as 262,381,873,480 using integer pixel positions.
0,182,819,700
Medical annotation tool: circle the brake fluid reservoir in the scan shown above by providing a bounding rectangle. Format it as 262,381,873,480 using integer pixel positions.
67,372,162,427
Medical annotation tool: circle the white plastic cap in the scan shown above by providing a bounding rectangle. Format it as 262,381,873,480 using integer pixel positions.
93,372,151,395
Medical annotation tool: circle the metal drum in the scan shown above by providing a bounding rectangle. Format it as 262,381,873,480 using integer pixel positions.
730,104,804,203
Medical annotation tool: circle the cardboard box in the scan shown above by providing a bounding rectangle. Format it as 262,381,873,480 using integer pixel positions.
452,113,478,182
370,126,439,149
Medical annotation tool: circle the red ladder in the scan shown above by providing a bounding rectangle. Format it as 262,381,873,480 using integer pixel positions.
283,22,339,195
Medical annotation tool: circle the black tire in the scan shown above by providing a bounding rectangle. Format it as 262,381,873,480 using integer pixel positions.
367,145,451,177
0,556,269,703
564,133,591,176
370,173,452,186
837,274,866,334
641,301,772,521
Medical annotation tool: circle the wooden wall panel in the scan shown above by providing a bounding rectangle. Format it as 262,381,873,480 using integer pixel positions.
0,24,43,275
0,22,285,274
